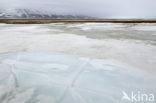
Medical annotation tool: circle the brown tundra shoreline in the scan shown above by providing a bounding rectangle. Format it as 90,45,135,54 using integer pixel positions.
0,19,156,24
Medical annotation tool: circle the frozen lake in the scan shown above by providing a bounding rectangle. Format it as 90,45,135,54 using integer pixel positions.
0,23,156,103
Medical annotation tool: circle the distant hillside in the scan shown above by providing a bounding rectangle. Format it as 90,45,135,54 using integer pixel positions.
0,8,94,19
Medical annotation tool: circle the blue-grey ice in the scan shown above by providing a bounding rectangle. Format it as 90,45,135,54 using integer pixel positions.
0,52,156,103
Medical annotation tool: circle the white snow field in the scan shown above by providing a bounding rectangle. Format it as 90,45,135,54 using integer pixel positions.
0,23,156,103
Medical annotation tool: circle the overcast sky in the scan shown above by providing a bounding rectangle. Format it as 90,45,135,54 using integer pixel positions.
0,0,156,18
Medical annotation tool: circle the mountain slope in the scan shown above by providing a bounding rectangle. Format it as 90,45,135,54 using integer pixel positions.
0,8,94,19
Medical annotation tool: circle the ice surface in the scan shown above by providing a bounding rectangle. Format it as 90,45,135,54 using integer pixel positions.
0,23,156,103
0,23,156,76
0,53,156,103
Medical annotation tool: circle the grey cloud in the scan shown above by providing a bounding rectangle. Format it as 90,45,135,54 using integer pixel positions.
0,0,156,18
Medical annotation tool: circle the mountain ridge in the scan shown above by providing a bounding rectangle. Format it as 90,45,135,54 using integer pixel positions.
0,8,94,19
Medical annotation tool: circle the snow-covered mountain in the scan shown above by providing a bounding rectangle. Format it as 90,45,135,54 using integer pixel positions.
0,8,94,19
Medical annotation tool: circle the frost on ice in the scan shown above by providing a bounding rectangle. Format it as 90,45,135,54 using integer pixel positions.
0,53,156,103
0,23,156,103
